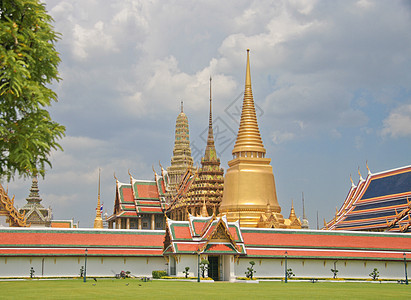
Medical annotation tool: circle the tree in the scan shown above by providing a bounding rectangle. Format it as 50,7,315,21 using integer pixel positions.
369,268,379,280
199,259,209,278
331,261,338,279
245,261,256,279
0,0,65,180
183,267,190,278
286,268,295,279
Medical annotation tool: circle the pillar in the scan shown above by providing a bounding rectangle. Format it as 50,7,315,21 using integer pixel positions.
126,218,130,229
138,217,142,229
151,214,155,230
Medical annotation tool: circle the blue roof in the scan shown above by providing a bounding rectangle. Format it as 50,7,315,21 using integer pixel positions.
361,171,411,200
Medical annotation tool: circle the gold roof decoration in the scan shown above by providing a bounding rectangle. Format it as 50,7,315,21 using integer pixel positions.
0,183,27,227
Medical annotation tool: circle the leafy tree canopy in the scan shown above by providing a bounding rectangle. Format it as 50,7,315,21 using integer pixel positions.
0,0,65,179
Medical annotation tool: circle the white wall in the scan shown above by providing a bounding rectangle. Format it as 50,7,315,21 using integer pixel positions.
0,256,167,278
1,255,408,280
172,255,200,278
235,258,408,280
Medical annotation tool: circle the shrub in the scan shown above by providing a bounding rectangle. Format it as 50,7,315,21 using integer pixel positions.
286,268,295,279
152,270,167,279
200,259,209,278
245,261,256,279
183,267,190,278
369,268,379,280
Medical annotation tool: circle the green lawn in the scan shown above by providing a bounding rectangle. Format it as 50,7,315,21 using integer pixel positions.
1,279,410,299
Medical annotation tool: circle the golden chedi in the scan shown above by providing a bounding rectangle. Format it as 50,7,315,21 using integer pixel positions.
219,49,286,228
93,169,104,229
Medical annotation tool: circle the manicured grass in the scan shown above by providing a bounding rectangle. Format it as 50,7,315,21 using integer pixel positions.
1,279,410,299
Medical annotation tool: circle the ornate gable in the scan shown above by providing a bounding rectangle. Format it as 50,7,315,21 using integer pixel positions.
0,184,27,227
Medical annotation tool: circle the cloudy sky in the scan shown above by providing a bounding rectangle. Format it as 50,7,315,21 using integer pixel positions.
5,0,411,228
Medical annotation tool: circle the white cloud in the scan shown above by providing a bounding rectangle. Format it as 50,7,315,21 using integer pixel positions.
381,104,411,138
72,21,118,60
272,130,296,144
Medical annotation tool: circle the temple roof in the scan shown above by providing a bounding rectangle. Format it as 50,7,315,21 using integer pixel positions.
0,227,409,261
107,173,167,221
163,214,245,255
0,228,164,256
324,165,411,232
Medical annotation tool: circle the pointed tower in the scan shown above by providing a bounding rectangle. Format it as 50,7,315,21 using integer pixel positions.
94,169,103,229
19,176,51,227
219,49,285,228
167,78,224,219
181,78,224,217
301,192,309,229
167,102,196,197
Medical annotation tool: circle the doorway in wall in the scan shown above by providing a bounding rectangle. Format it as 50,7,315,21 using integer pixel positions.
208,256,219,281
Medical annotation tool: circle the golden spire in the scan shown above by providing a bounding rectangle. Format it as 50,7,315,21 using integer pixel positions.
232,49,266,156
208,77,214,143
219,49,284,228
288,200,297,221
94,168,103,229
204,77,217,161
201,197,208,217
167,101,195,193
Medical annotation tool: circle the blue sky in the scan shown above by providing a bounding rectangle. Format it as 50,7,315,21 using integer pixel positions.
5,0,411,228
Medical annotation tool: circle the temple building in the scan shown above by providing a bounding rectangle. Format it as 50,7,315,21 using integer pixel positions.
219,49,298,229
0,183,27,227
324,164,411,232
18,176,52,227
107,51,302,229
167,78,224,220
166,102,196,202
107,169,168,229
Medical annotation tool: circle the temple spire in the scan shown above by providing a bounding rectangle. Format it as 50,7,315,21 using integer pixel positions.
166,101,195,197
181,100,184,113
204,77,217,161
94,168,103,229
232,49,266,157
301,192,309,229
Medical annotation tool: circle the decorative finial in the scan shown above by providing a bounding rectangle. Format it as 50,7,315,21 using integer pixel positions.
98,168,101,200
350,174,355,187
181,100,183,113
113,172,118,181
302,192,306,219
358,167,364,181
209,76,213,127
246,49,251,88
366,160,371,175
